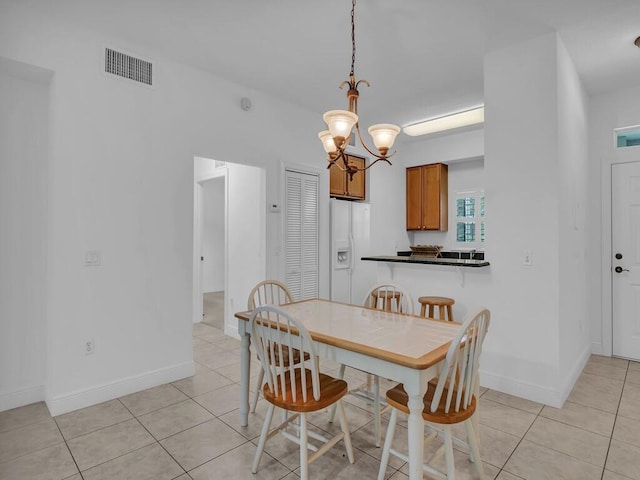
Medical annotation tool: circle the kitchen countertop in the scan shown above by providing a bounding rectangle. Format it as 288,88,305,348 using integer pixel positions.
361,255,490,268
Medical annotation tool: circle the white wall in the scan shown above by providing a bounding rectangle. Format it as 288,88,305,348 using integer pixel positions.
590,83,640,356
202,178,224,293
0,61,51,411
402,128,484,168
225,162,266,336
556,39,591,384
483,32,591,404
0,5,328,415
483,33,563,402
377,32,591,407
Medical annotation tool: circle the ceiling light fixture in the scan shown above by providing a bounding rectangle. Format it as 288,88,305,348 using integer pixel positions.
403,106,485,137
318,0,400,179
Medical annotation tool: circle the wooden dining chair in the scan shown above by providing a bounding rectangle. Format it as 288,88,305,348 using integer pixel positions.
247,280,299,413
249,305,355,479
330,282,414,447
377,307,491,480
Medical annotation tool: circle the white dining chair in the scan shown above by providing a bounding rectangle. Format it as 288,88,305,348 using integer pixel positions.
377,307,491,480
330,282,414,447
247,280,297,413
249,305,355,479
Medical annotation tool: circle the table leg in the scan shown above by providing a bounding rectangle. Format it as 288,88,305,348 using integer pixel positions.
239,326,251,427
405,385,425,480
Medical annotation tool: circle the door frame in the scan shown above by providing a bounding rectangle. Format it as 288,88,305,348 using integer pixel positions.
193,164,228,324
601,148,640,357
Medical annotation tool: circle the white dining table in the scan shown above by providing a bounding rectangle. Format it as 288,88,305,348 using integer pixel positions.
235,298,461,480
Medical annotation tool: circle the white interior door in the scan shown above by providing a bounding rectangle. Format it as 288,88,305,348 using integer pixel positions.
612,161,640,360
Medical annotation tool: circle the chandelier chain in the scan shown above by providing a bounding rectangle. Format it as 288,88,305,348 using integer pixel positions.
350,0,356,78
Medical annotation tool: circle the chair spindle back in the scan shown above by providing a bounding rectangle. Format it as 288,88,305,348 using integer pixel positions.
430,307,490,414
363,283,415,315
249,305,320,404
248,280,293,310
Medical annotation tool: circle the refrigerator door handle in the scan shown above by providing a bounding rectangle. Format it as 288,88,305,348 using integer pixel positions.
348,233,355,272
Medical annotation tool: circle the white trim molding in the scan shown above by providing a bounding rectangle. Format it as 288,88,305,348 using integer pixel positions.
45,361,194,416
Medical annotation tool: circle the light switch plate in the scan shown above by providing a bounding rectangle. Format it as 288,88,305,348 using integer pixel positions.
84,250,101,266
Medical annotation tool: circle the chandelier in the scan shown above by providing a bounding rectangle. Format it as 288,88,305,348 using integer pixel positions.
318,0,400,179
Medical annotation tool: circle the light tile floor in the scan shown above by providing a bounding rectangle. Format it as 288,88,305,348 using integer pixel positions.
1,322,640,479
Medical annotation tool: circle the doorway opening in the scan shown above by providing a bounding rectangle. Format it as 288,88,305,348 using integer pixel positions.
193,157,266,338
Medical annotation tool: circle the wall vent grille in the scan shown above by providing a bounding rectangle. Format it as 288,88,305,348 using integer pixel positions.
104,48,152,86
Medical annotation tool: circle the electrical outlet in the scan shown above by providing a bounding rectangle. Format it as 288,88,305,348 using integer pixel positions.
85,339,95,355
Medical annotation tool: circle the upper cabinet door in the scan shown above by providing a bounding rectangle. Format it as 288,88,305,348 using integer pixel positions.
329,162,347,197
329,154,366,200
406,163,448,231
406,167,423,230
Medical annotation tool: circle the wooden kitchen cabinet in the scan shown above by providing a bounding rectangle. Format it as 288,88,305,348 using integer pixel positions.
329,154,366,200
406,163,448,231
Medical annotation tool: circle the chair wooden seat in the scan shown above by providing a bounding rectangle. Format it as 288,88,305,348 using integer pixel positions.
264,370,348,413
385,383,476,425
418,295,455,321
250,305,354,479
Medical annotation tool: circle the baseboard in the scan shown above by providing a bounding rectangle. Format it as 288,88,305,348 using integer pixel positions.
0,385,46,413
480,344,592,408
46,361,195,416
480,369,566,408
557,344,592,406
225,322,240,340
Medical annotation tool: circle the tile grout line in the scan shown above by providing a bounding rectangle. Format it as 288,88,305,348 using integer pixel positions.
143,368,297,479
599,361,629,480
115,397,190,479
51,416,86,480
480,389,555,479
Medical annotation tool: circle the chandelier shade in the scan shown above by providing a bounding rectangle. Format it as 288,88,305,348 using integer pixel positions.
318,130,338,154
367,124,401,155
323,110,358,147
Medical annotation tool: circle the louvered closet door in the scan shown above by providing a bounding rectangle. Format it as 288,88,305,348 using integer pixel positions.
284,170,319,300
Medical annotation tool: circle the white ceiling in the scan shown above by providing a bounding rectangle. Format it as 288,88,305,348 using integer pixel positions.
28,0,640,131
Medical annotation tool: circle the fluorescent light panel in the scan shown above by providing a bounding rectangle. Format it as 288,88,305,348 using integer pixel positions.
403,106,484,136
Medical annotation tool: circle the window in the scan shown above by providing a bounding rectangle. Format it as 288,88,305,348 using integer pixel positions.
455,190,485,246
615,126,640,148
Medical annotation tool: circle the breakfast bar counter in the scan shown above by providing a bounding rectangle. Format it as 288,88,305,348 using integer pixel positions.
361,255,490,268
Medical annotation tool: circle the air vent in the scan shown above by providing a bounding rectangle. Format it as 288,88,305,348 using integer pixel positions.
104,48,152,86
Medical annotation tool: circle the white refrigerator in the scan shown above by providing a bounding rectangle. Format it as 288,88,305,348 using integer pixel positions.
330,198,376,304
